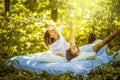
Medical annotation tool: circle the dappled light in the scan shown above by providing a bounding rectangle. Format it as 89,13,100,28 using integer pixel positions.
0,0,120,80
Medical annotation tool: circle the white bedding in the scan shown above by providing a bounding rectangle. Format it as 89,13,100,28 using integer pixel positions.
7,46,114,77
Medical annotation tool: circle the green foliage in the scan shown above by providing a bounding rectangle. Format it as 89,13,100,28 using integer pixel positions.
0,12,45,57
0,0,120,80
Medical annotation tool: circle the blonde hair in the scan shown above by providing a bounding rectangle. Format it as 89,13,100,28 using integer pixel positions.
44,29,57,49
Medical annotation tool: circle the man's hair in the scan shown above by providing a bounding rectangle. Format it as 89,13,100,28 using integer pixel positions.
66,47,79,61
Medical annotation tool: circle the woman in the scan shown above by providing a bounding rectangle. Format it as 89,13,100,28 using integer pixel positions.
44,20,120,61
44,23,70,57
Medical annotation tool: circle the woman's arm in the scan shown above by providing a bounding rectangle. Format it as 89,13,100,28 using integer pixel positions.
57,24,63,34
57,18,64,34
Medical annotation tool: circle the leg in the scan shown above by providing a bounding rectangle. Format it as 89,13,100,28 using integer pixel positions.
93,28,120,53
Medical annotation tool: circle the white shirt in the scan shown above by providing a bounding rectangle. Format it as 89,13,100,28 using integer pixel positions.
49,24,70,57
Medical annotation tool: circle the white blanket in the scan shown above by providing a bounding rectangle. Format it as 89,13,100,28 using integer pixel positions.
7,47,114,77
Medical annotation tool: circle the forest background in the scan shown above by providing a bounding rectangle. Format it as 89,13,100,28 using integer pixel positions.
0,0,120,80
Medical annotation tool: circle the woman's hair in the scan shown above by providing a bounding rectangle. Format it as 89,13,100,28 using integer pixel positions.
44,29,56,49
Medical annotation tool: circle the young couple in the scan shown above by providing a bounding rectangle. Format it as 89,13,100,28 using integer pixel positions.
44,19,120,61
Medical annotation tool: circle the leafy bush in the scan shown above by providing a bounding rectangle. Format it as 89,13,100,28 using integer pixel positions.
0,0,120,80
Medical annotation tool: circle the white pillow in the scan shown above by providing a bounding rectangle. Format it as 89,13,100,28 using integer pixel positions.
70,52,96,62
36,52,65,63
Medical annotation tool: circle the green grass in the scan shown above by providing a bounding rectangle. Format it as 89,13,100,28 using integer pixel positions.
0,52,120,80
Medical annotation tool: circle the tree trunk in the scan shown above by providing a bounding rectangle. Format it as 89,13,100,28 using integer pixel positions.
5,0,10,13
51,9,58,22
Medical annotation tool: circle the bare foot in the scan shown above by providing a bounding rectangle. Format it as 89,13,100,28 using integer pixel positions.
115,27,120,35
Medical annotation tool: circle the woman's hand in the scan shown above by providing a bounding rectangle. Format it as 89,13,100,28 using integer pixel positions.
57,52,63,57
60,18,63,24
67,19,73,29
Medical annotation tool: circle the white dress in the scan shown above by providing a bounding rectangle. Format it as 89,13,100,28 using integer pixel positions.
49,24,70,57
49,24,97,61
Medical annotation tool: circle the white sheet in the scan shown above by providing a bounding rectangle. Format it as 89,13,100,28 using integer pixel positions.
7,47,115,77
36,51,66,62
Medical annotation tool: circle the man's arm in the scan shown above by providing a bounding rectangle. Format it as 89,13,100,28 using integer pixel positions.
67,20,76,47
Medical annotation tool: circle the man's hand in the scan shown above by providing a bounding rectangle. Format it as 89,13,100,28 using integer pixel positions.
67,19,76,46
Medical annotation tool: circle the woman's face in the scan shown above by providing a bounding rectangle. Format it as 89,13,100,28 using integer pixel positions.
48,29,59,40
